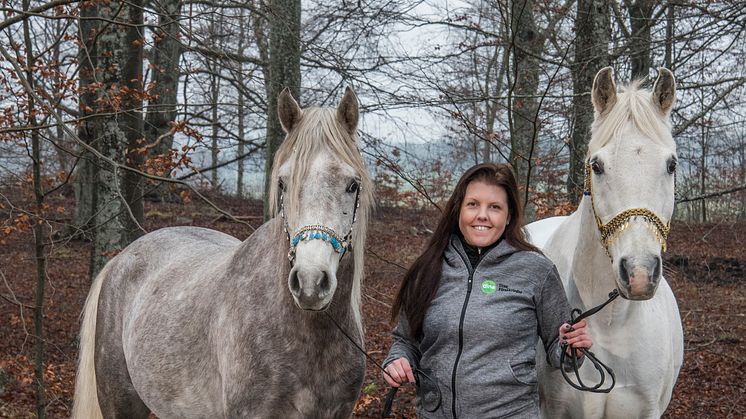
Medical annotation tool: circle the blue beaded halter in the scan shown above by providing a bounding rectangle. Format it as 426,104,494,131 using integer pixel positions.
280,180,361,264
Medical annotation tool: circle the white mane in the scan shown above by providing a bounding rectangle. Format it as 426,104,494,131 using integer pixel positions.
269,107,373,335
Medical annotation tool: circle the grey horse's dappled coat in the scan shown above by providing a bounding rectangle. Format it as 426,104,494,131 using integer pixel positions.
94,221,364,418
72,88,372,419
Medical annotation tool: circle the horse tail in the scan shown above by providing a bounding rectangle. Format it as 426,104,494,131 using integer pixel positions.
71,263,109,419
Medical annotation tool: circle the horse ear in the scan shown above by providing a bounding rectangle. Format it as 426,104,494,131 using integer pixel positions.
652,67,676,116
591,67,617,115
278,88,302,134
337,86,359,136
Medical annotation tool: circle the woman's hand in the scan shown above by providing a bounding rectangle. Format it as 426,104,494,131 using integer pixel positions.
559,319,592,357
383,357,415,388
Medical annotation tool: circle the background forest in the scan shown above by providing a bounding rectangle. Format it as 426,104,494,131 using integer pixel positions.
0,0,744,417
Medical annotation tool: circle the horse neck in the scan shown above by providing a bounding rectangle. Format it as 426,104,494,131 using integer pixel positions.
571,197,620,307
261,218,360,342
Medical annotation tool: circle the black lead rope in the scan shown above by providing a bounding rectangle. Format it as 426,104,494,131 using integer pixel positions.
324,311,427,418
322,312,399,417
560,289,620,393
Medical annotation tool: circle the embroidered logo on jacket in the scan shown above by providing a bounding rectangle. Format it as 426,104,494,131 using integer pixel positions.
481,280,496,294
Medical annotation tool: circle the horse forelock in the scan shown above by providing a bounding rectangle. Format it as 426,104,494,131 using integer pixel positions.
588,81,675,157
268,106,373,335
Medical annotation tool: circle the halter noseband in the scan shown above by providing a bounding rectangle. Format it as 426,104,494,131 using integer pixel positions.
583,162,670,256
280,181,361,264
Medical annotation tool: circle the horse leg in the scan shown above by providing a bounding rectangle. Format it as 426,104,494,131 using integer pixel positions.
95,347,150,418
94,269,151,419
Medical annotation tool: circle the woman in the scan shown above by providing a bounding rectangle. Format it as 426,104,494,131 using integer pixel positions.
383,163,592,418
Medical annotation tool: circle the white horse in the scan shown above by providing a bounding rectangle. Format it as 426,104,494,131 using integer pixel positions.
526,67,684,418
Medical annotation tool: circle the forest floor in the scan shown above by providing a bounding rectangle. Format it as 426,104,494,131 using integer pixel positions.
0,191,744,418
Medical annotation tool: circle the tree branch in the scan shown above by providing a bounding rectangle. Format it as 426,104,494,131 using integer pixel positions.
676,184,746,204
674,78,746,136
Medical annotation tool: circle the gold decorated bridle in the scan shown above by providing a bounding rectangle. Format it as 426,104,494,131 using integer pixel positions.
583,162,671,256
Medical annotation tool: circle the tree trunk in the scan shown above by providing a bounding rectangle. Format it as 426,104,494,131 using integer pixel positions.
568,0,610,203
120,0,145,244
88,0,142,278
211,70,220,189
72,0,100,239
264,0,301,220
144,0,183,201
627,0,655,80
236,10,247,198
509,0,543,218
24,1,47,415
665,1,674,70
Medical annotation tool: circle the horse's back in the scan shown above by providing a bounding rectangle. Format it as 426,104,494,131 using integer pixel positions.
525,216,568,249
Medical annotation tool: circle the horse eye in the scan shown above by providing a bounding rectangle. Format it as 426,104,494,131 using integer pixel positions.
346,180,359,193
591,160,604,175
667,159,677,174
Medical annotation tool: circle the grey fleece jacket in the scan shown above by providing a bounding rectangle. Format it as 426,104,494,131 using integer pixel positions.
384,235,573,418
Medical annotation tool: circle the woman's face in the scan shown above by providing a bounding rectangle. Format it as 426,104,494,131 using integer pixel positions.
458,180,510,248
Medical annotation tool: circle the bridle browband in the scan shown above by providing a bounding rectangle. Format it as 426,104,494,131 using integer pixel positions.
280,180,362,264
583,161,670,257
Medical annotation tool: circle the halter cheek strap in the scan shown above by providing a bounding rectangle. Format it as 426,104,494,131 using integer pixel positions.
584,162,671,256
280,183,361,264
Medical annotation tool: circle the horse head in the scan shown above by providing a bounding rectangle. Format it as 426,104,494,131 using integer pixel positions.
270,87,371,312
587,67,677,300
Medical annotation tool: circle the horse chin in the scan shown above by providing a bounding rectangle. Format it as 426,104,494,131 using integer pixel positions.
616,282,658,300
292,297,333,312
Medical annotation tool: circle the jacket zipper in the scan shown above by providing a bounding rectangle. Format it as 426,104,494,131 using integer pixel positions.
451,248,476,419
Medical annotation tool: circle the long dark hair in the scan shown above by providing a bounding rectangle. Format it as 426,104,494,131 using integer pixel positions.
391,163,540,339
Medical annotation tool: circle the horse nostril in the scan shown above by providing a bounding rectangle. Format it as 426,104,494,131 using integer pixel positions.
619,257,630,285
652,257,662,282
289,270,301,295
319,271,331,294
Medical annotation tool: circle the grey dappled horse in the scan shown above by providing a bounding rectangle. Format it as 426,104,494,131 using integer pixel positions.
72,87,373,418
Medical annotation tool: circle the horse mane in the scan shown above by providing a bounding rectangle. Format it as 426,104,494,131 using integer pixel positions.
268,107,373,335
588,80,675,156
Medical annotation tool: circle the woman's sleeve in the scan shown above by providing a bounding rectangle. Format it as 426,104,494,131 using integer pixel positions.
536,265,581,370
383,310,422,370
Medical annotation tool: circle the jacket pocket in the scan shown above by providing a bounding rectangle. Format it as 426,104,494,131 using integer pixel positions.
508,358,537,385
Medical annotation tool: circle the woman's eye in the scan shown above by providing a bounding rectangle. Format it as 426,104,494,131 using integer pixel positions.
346,180,359,193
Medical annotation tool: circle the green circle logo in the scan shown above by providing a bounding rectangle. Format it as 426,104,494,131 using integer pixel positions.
481,280,497,294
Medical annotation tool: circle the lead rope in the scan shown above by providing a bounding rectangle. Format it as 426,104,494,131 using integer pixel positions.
322,312,399,417
560,289,620,393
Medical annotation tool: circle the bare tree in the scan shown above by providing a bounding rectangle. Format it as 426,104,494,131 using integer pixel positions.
143,0,183,200
625,0,656,80
263,0,300,220
568,0,610,203
87,0,145,277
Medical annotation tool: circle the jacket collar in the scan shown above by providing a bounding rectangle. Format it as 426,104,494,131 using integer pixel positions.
447,233,519,270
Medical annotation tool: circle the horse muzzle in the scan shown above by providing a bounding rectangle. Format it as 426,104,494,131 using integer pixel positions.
616,255,661,300
288,266,337,310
